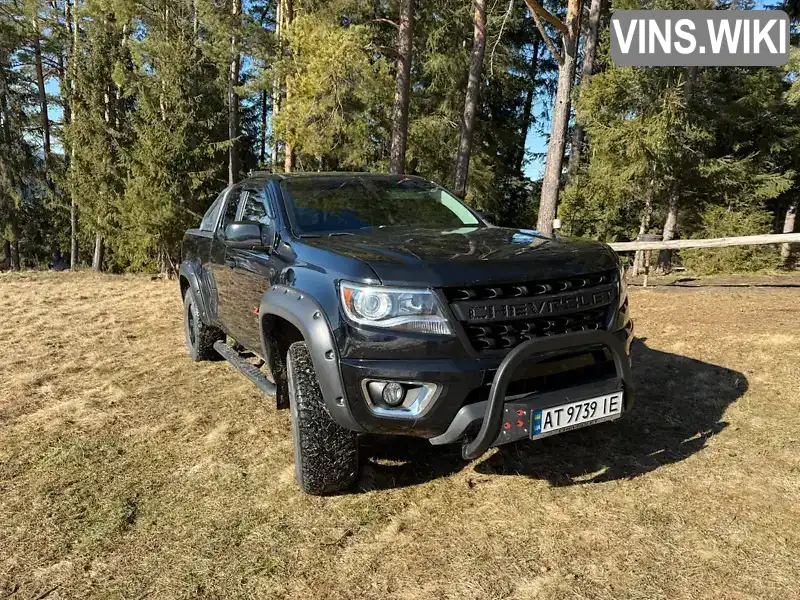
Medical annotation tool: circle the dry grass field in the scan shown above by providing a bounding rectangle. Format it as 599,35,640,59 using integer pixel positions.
1,271,799,600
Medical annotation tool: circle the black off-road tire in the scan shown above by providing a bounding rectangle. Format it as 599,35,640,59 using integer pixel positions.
287,341,359,495
183,288,224,362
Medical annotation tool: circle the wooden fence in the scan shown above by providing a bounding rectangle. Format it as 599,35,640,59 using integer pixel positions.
609,232,800,252
608,232,800,286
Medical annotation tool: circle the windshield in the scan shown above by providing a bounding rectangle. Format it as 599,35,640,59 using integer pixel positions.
281,176,481,235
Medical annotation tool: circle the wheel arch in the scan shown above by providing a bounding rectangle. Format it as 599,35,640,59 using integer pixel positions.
260,312,303,409
259,285,364,432
179,260,211,324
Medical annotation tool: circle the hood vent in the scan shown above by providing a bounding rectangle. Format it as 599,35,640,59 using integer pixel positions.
444,270,617,303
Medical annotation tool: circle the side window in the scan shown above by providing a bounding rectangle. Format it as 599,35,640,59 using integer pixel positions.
199,191,225,232
219,188,241,232
240,189,270,225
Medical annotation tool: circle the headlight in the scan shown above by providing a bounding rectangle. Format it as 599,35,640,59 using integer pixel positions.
339,282,453,335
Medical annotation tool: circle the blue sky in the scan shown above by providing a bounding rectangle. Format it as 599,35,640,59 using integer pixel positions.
523,98,550,180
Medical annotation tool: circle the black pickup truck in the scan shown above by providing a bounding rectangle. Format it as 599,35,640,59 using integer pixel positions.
180,173,634,494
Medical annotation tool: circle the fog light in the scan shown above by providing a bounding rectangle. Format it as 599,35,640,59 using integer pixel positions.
363,380,439,417
382,382,405,407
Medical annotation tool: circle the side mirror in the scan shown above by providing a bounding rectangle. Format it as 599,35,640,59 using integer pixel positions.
224,222,270,249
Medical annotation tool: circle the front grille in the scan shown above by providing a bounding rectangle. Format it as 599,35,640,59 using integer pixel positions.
445,270,618,353
463,310,609,352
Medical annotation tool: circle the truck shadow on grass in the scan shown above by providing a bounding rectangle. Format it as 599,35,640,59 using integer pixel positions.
356,338,747,491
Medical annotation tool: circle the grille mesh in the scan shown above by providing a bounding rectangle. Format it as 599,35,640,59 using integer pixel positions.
446,270,617,353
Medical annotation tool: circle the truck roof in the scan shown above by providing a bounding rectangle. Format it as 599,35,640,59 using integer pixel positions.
246,171,427,183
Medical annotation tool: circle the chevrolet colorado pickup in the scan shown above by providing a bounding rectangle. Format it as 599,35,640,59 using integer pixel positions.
180,173,634,494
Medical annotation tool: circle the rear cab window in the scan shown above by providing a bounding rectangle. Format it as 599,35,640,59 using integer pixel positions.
199,191,227,232
219,187,243,233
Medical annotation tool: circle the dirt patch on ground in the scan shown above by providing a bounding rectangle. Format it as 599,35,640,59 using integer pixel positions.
1,271,798,599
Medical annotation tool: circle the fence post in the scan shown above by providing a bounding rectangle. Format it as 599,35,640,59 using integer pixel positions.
636,234,662,287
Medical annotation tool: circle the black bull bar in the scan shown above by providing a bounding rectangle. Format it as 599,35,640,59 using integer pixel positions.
447,330,634,460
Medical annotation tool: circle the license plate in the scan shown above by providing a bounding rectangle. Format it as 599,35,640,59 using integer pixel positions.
531,392,623,439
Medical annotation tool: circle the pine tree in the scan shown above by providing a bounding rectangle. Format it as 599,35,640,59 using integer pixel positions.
119,0,231,271
66,0,129,271
273,9,393,170
561,50,798,272
0,16,29,270
1,0,53,270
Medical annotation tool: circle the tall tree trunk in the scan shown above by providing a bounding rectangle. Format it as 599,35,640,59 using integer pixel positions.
781,198,798,268
70,200,78,268
656,193,680,271
114,23,127,131
389,0,413,174
633,196,653,275
567,0,603,177
283,0,294,173
271,0,282,170
228,0,241,185
57,44,71,126
516,36,540,176
57,0,75,268
282,100,293,171
1,71,19,272
684,65,698,100
453,0,487,198
69,0,79,270
3,240,10,271
259,89,267,164
159,5,169,119
535,0,581,236
32,18,51,172
92,236,104,271
0,79,10,144
11,240,20,271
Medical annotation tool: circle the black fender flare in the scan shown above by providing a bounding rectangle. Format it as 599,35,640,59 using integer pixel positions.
179,260,211,324
259,285,364,433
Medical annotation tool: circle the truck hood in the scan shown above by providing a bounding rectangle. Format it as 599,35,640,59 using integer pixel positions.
298,227,619,287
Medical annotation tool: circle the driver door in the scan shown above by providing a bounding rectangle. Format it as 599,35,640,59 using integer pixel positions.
208,185,246,339
225,183,283,354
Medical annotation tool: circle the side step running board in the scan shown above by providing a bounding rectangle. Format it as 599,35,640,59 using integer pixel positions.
214,340,277,396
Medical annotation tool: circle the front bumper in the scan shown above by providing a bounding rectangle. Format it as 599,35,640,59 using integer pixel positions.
338,324,634,454
447,329,633,460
